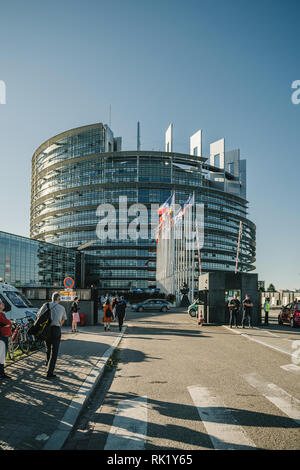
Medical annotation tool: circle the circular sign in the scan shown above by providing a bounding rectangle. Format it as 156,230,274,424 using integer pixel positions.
64,277,74,289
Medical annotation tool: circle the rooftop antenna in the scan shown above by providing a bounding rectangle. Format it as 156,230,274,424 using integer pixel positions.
137,121,141,151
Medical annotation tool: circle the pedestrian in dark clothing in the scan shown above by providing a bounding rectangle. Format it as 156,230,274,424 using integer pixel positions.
116,298,126,332
38,292,67,379
111,297,117,321
228,295,241,328
242,295,254,328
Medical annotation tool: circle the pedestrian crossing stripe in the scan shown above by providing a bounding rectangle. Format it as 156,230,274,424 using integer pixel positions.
242,373,300,425
104,396,148,450
187,385,256,450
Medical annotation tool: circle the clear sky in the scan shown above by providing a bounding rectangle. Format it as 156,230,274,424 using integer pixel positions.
0,0,299,290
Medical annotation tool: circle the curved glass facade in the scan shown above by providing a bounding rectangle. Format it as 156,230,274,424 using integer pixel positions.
31,124,256,290
0,231,77,288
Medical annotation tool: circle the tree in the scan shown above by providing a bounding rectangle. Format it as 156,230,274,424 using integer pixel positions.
267,283,276,292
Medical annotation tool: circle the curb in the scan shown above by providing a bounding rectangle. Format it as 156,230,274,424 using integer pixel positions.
43,326,126,450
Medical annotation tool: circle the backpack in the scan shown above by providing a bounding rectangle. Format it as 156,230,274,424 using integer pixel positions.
105,307,112,318
27,303,52,340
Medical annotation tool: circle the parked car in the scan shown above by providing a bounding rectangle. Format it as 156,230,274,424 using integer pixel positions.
0,282,38,321
146,287,160,294
187,299,204,317
278,301,300,328
132,299,170,313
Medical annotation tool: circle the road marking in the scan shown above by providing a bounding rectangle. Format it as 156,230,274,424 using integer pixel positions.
280,364,300,374
187,385,256,450
104,396,148,450
242,373,300,425
44,327,126,450
265,331,281,338
223,325,294,357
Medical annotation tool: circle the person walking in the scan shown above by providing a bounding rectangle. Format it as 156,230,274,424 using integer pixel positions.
242,294,254,328
111,296,118,321
0,300,12,380
228,294,241,328
100,295,106,309
71,296,80,332
116,297,126,332
103,298,113,331
38,292,67,379
263,297,270,325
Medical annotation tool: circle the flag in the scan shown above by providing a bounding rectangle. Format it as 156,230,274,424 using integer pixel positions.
157,194,174,215
174,207,183,224
182,194,194,216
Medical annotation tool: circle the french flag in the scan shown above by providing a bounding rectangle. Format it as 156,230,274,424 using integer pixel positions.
157,194,174,215
182,194,194,215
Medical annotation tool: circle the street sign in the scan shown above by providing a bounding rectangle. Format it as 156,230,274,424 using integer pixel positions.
60,290,77,302
64,277,74,289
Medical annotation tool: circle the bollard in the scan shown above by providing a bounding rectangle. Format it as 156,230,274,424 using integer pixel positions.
198,304,204,327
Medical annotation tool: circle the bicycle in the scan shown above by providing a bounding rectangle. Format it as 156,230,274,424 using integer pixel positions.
20,317,44,352
7,320,22,360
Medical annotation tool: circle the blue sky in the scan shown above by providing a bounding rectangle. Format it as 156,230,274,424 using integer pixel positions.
0,0,299,289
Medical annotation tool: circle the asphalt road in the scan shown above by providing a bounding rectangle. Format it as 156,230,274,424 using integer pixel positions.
64,308,300,451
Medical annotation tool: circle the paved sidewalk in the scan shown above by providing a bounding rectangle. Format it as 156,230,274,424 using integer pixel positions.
0,323,125,450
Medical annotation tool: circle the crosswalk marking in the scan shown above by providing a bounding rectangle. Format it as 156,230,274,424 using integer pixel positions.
187,385,256,450
242,373,300,425
104,396,148,450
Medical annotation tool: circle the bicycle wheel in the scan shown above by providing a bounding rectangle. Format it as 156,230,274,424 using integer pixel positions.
34,336,44,349
19,331,30,354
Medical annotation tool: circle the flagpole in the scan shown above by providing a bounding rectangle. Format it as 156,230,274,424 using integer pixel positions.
196,223,202,275
235,221,243,274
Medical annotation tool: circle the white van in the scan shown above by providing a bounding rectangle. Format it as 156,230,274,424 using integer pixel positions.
0,282,39,321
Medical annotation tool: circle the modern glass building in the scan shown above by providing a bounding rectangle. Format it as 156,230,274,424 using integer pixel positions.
0,231,77,288
30,123,256,291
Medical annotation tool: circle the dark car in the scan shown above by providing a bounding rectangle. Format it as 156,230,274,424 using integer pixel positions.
278,301,300,328
132,299,170,313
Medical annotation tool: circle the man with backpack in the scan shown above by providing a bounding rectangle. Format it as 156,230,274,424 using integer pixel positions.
116,297,127,332
37,292,67,379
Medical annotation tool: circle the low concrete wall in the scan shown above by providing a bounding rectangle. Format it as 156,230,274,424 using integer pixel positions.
31,300,96,326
